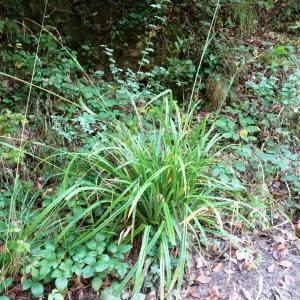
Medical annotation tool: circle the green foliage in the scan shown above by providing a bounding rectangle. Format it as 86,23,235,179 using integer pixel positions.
20,236,131,297
0,0,299,298
232,0,257,33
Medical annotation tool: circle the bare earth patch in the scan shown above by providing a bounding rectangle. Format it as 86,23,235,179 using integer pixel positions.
181,224,300,300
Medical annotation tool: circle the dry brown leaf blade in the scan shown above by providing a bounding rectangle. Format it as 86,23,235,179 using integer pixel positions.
278,260,293,268
212,263,223,273
196,275,212,284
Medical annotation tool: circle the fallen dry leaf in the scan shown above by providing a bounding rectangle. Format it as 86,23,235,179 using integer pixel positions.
212,263,223,273
278,260,293,268
210,244,218,254
196,275,212,284
267,264,275,273
272,247,288,261
282,274,295,286
208,286,220,300
189,288,201,298
223,268,235,275
195,256,205,269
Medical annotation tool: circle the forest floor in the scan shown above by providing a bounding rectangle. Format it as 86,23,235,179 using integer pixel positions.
1,3,300,300
180,223,300,300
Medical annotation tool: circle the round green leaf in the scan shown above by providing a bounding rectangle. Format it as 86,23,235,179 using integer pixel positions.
235,161,246,172
31,282,44,297
86,239,97,250
22,279,32,291
91,276,103,291
94,233,106,242
82,265,95,278
55,277,68,290
107,243,118,254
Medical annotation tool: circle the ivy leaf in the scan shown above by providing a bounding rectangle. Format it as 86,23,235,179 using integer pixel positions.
91,275,103,291
31,282,44,297
55,277,68,290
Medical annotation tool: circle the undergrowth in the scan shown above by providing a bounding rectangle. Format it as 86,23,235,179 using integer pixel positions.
0,1,299,299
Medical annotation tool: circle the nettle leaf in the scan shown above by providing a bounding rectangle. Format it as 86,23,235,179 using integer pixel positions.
31,282,44,297
55,277,68,290
113,252,125,260
84,255,96,265
234,161,246,172
91,276,103,291
115,262,128,277
44,241,55,253
86,239,97,250
30,267,39,278
107,243,118,254
95,233,107,242
52,269,63,278
72,261,85,276
39,260,51,276
22,279,32,290
73,247,86,260
59,259,73,272
82,265,95,278
0,278,13,292
87,250,97,257
95,254,110,272
96,242,106,254
118,244,132,254
49,292,64,300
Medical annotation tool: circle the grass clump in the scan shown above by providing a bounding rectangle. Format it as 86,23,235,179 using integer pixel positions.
0,94,267,298
60,95,264,298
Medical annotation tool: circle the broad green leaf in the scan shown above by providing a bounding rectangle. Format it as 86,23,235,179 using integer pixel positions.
234,161,246,172
31,282,44,297
118,244,132,254
86,239,97,250
22,279,32,290
55,277,68,290
51,269,63,278
91,275,103,291
94,233,106,242
82,265,95,278
107,243,118,254
95,254,110,272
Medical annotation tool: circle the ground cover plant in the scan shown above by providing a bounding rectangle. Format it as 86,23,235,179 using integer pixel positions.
0,0,299,299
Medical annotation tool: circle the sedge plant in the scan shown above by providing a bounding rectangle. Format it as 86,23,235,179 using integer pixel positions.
56,95,265,298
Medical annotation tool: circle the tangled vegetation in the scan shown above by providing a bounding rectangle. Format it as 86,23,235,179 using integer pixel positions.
0,0,299,299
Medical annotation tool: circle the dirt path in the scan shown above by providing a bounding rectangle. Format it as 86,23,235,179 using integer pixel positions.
181,226,300,300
